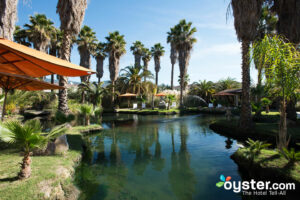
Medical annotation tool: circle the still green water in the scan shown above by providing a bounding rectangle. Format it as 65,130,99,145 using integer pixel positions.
75,114,242,200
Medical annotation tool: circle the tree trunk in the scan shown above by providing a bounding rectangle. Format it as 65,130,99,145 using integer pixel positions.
98,77,101,84
278,99,289,150
180,77,184,108
81,91,85,103
112,81,115,106
171,63,174,90
239,41,252,131
151,94,155,110
86,116,90,126
286,96,297,121
155,71,158,86
58,31,72,113
18,152,31,179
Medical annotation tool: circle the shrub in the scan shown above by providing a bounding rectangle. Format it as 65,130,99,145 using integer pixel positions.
5,103,16,115
280,148,300,163
54,111,75,124
243,138,271,161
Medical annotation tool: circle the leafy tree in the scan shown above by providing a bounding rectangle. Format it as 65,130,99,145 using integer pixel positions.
57,0,88,113
172,19,197,107
130,41,144,67
151,43,165,86
105,31,126,104
230,0,263,130
252,35,300,149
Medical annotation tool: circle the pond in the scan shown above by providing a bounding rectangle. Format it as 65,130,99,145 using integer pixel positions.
75,114,243,200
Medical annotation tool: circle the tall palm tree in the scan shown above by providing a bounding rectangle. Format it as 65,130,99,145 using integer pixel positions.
76,25,98,83
0,0,18,41
57,0,87,113
94,42,107,84
24,14,55,53
141,47,152,82
49,28,63,85
14,25,31,47
105,31,126,103
230,0,263,130
172,20,197,107
130,41,144,67
167,27,178,90
151,43,165,86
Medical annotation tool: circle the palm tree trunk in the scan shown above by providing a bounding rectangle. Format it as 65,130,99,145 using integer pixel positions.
112,81,115,106
180,78,184,108
239,40,252,130
58,31,72,113
18,152,31,179
98,77,101,84
278,97,289,150
155,71,158,86
171,63,174,90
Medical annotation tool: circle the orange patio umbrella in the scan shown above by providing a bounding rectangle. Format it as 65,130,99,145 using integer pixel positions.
0,38,95,77
155,92,166,97
119,93,137,108
0,72,64,120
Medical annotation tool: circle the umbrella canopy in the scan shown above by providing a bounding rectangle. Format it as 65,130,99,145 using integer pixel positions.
119,93,137,97
0,38,95,77
155,92,166,97
0,72,64,120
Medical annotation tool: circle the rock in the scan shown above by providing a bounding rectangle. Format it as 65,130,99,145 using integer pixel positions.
23,110,51,118
54,135,69,154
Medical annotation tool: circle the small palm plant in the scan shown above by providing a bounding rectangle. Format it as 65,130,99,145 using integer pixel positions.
79,104,93,126
243,138,271,162
261,97,272,113
0,120,69,179
280,148,300,164
166,94,176,110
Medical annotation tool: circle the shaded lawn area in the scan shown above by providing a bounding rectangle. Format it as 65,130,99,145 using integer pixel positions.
232,148,300,183
0,124,102,200
209,119,300,146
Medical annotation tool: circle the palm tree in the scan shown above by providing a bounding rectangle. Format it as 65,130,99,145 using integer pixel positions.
24,14,55,53
0,120,68,179
76,25,98,83
172,20,197,107
151,43,165,86
130,41,144,67
167,27,178,90
57,0,87,113
14,26,31,47
94,42,107,84
105,31,126,104
215,77,241,92
49,28,63,85
189,80,215,103
0,0,18,41
230,0,263,130
79,82,106,109
141,48,152,82
79,104,93,126
121,65,153,95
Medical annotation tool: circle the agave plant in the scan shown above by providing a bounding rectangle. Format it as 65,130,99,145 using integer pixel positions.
0,120,68,179
243,138,271,161
280,148,300,164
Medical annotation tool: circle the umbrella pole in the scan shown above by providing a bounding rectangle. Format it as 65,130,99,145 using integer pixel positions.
1,89,8,121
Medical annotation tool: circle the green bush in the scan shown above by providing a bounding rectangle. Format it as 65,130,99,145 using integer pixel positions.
54,111,75,124
280,148,300,163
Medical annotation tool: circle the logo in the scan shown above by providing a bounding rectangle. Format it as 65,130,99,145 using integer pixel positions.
216,174,231,187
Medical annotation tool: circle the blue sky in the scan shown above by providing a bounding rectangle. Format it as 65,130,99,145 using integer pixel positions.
17,0,257,85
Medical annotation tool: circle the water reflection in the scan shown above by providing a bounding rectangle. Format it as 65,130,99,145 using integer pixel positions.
76,114,241,200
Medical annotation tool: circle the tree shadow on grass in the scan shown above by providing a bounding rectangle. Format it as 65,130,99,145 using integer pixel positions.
258,154,281,164
0,176,18,182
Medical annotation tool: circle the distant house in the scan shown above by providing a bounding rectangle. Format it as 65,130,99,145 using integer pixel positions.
213,88,242,107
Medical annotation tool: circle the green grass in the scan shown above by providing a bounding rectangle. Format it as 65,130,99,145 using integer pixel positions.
0,124,102,200
233,148,300,183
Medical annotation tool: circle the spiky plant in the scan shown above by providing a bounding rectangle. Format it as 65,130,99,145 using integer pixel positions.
79,104,93,126
151,43,165,86
57,0,87,113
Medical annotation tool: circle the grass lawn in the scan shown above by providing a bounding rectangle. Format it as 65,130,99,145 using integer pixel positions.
0,124,102,200
232,148,300,183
